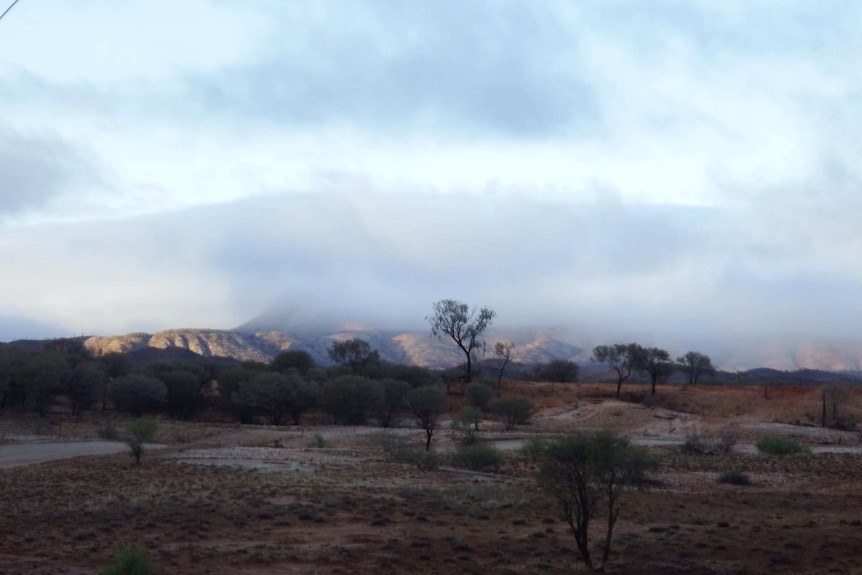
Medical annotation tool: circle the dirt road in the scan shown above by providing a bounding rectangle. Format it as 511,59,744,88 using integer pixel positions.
0,441,129,469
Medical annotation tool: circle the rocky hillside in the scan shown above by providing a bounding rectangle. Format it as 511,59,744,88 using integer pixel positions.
82,327,584,369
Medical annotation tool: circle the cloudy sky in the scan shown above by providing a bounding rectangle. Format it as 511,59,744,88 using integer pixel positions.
0,1,860,355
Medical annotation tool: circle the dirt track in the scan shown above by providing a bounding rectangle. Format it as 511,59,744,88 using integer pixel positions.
0,441,129,469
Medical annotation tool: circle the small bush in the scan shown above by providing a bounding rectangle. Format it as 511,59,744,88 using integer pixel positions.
102,546,154,575
313,433,327,448
718,470,751,486
716,426,739,455
520,437,551,463
680,432,707,455
452,444,502,471
755,436,810,455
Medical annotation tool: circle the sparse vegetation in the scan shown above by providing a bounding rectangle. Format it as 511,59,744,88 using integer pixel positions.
451,443,502,471
537,431,652,570
490,396,533,431
126,417,159,464
102,546,154,575
755,436,810,455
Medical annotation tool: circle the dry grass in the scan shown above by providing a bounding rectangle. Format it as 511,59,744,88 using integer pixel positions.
2,383,862,574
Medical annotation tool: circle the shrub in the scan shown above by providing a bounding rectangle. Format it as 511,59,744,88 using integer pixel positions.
755,436,810,455
680,432,708,455
718,470,751,485
490,396,533,431
102,546,154,575
313,433,327,448
452,443,502,471
465,382,493,411
126,418,159,465
520,437,551,463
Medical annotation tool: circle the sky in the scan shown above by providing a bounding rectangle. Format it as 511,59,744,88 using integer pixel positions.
0,1,861,359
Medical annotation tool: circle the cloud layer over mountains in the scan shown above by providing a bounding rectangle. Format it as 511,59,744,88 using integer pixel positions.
0,2,861,363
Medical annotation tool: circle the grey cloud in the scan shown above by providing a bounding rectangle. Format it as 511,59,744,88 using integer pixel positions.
187,2,599,138
0,130,94,215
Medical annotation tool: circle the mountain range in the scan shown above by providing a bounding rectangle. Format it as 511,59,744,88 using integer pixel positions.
70,321,862,374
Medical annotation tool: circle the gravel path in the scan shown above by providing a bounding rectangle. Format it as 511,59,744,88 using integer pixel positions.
0,441,164,469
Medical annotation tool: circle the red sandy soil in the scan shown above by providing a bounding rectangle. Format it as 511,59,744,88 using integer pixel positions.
1,381,861,574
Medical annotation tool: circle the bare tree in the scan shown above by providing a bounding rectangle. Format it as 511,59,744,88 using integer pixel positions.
592,343,643,397
493,341,516,394
821,383,851,428
677,351,715,385
427,299,496,384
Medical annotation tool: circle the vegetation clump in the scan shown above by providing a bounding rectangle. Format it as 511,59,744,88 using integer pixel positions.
755,436,810,455
126,417,159,465
452,443,502,471
102,546,154,575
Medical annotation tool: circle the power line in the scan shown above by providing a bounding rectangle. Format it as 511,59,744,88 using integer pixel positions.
0,0,21,23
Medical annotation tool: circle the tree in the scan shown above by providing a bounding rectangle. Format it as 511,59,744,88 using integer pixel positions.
493,341,516,394
490,396,533,431
111,374,166,417
232,371,316,426
537,431,651,570
328,339,381,375
270,349,315,376
677,351,715,385
406,385,447,451
465,382,493,411
592,343,643,397
636,347,672,395
161,369,203,420
68,361,107,415
821,383,851,428
375,379,411,428
126,417,159,465
427,299,496,384
320,375,382,426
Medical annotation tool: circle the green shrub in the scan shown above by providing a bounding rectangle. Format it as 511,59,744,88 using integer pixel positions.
102,546,154,575
126,418,159,465
452,443,502,471
313,433,327,448
520,437,551,463
718,470,751,485
755,436,810,455
490,396,533,431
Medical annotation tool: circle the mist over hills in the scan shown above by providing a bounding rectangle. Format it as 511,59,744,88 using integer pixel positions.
61,310,862,374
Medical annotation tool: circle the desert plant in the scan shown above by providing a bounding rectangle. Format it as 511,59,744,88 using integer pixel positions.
406,385,447,451
520,437,551,463
718,470,751,485
452,443,502,471
680,431,708,455
755,436,810,455
102,545,154,575
537,431,652,570
313,433,327,448
465,382,494,411
490,396,533,431
126,418,159,465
